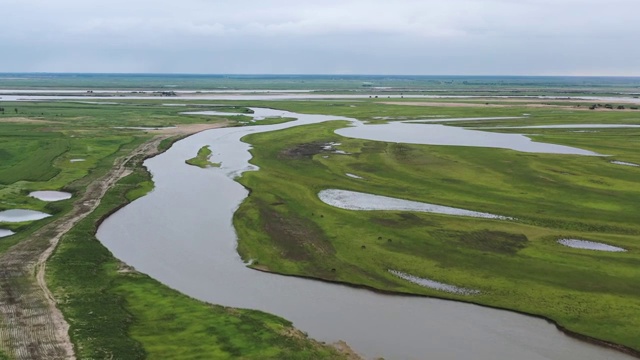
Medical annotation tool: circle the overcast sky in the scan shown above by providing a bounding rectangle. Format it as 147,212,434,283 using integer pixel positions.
1,0,639,75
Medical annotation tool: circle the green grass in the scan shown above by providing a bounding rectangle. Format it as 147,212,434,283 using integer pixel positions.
1,100,343,359
185,145,220,168
0,131,68,185
47,146,345,360
4,96,640,358
233,113,640,352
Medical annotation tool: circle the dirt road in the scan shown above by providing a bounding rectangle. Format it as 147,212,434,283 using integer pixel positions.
0,123,225,359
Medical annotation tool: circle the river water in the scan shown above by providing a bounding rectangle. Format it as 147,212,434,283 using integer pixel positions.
96,108,633,360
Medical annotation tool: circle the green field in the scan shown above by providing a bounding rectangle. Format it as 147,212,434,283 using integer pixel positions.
0,100,347,359
2,73,640,96
232,102,640,353
47,163,344,360
1,87,640,358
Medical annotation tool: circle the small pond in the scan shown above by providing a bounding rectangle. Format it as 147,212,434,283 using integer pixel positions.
389,270,480,295
0,209,51,223
558,239,626,252
336,122,602,156
319,189,511,220
0,229,15,238
611,161,639,167
29,191,72,202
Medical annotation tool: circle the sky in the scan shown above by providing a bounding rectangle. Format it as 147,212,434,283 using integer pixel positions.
1,0,639,75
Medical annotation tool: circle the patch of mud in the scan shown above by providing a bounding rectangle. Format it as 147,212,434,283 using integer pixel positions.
318,189,511,220
0,209,51,223
281,141,347,159
558,239,626,252
0,229,15,238
29,191,72,202
280,142,328,159
389,270,480,295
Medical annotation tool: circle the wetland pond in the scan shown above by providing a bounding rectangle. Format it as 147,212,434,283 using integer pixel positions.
558,239,627,252
29,191,72,202
97,108,632,360
319,189,510,220
0,209,50,223
0,229,15,238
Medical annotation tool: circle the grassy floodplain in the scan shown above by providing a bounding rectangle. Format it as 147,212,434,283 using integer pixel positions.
0,101,347,359
232,100,640,354
1,80,640,358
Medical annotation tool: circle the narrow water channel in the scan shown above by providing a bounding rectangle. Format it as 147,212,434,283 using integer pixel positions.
96,108,633,360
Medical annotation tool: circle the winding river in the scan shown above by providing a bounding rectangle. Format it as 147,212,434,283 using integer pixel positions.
97,108,633,360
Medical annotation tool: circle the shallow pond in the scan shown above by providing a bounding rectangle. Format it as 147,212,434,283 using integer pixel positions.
29,191,72,202
0,229,15,238
0,209,50,223
611,161,639,167
319,189,510,220
336,122,602,156
96,108,632,360
558,239,627,252
389,270,480,295
69,159,85,163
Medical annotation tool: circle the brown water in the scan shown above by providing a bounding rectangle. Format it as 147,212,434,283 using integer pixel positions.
96,108,634,360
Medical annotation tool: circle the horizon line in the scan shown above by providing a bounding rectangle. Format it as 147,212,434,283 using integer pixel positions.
2,72,640,79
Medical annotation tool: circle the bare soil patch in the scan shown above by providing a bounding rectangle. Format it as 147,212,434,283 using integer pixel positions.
279,142,327,159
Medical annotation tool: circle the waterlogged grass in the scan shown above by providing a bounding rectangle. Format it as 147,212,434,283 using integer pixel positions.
47,154,345,360
234,115,640,352
185,145,220,168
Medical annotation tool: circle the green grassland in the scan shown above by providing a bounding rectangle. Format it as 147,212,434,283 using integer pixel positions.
233,104,640,352
186,145,221,168
2,96,640,358
0,100,345,359
47,164,345,360
3,73,640,97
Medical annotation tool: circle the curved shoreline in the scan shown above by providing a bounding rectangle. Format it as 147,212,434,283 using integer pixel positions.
230,110,639,358
96,107,638,360
248,266,640,358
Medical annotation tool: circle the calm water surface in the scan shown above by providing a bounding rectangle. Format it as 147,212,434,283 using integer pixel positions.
29,191,72,202
0,209,50,223
97,108,632,360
